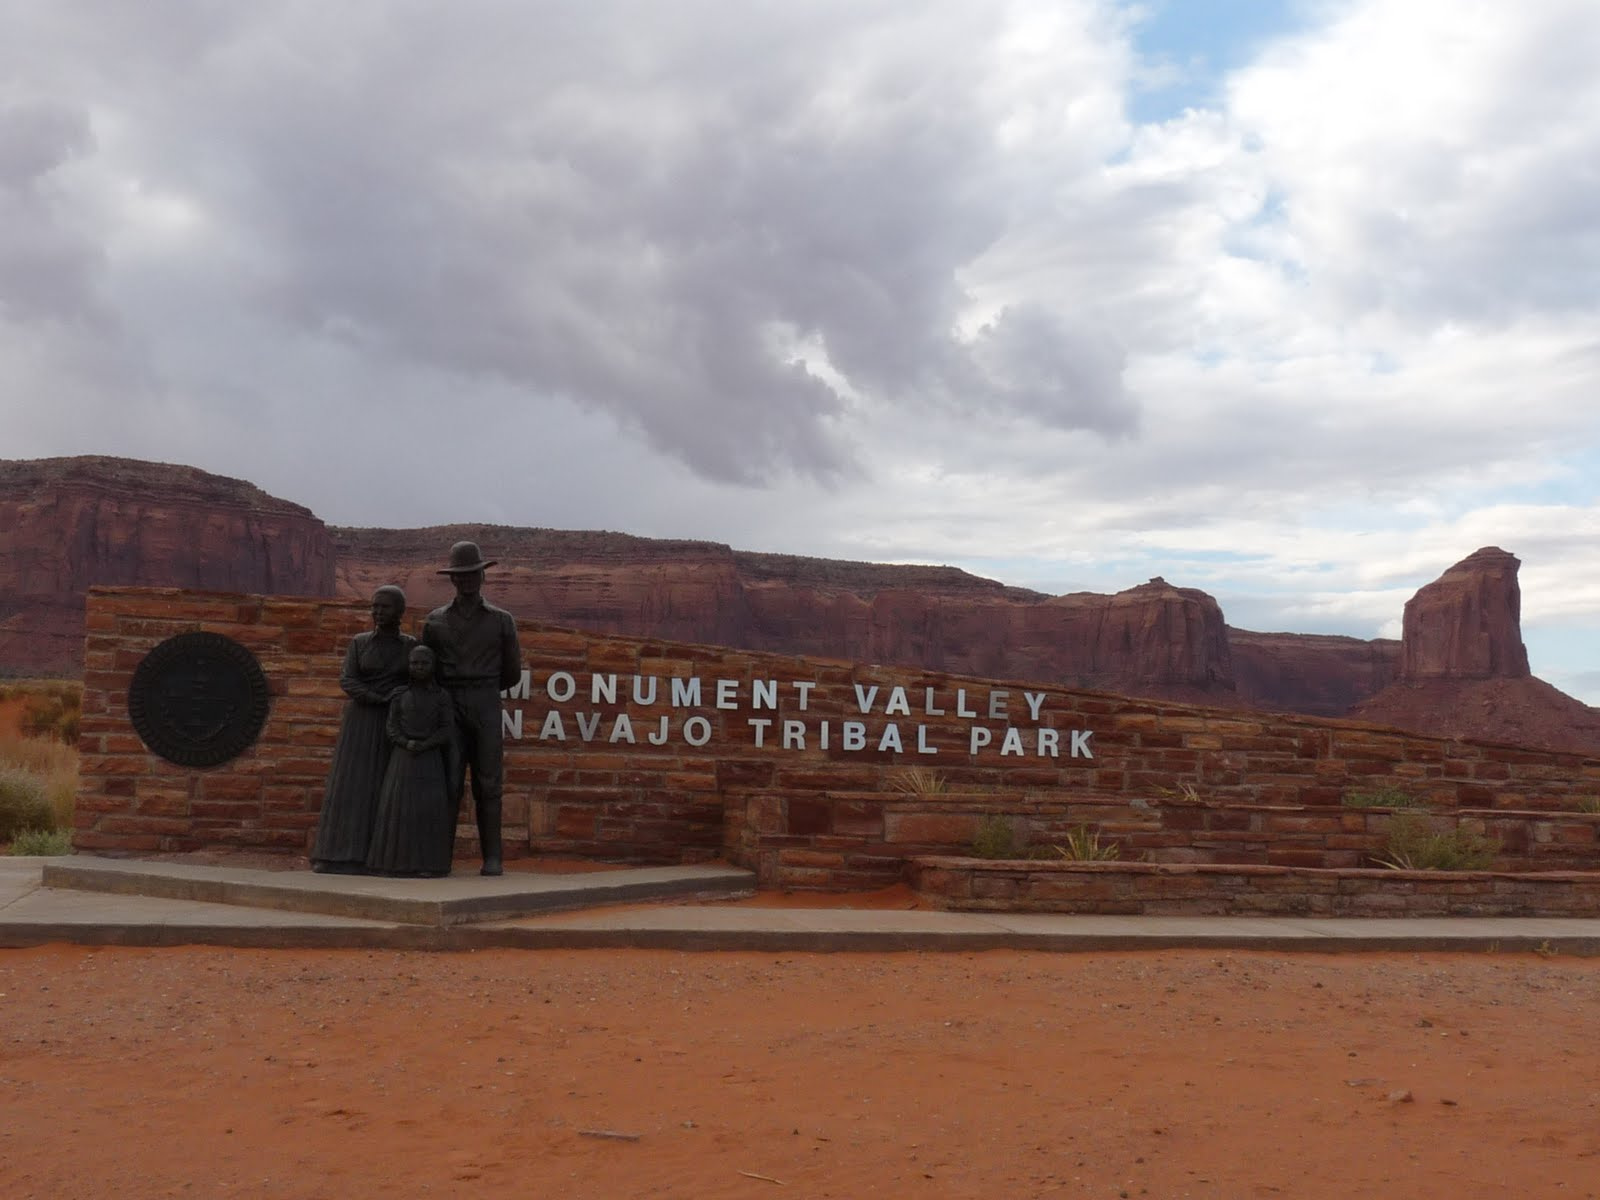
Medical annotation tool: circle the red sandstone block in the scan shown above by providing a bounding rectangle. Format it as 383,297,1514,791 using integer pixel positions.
775,849,847,870
215,828,308,850
85,755,154,778
259,599,323,626
554,808,597,837
74,831,163,852
716,762,777,788
1138,732,1183,750
971,875,1021,901
884,813,979,845
189,801,262,820
1265,848,1330,868
1111,714,1161,733
1262,814,1340,834
98,815,194,836
586,645,645,672
73,793,134,815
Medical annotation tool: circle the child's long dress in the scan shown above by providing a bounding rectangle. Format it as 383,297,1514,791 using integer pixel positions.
366,684,455,875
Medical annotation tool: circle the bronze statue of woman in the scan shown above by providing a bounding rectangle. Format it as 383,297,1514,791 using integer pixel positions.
311,585,416,874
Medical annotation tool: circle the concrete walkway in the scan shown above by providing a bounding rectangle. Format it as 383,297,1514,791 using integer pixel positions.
6,856,1600,953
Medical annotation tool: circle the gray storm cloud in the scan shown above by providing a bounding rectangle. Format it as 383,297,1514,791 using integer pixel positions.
0,0,1138,484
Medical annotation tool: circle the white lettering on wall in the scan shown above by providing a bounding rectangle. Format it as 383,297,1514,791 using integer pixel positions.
507,671,1094,760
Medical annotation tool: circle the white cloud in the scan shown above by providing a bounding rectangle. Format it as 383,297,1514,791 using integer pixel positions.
2,0,1598,700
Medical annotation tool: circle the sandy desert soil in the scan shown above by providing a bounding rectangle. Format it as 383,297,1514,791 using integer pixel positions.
3,945,1599,1199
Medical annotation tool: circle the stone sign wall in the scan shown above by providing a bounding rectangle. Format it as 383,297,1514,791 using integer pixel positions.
77,588,1600,887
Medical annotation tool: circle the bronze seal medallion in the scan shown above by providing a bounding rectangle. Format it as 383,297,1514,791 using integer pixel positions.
128,632,271,767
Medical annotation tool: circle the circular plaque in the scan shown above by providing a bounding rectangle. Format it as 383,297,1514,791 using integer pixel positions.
129,632,271,767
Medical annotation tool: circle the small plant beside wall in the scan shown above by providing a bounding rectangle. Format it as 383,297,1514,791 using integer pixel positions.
970,814,1028,859
887,766,948,795
1052,825,1121,862
1376,812,1499,871
9,828,71,856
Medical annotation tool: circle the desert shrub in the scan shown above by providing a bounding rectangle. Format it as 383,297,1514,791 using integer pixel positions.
1577,796,1600,815
9,828,71,856
1376,813,1499,871
18,683,82,746
1343,786,1428,810
0,767,54,842
971,814,1027,859
0,736,77,829
1052,825,1121,861
887,766,947,795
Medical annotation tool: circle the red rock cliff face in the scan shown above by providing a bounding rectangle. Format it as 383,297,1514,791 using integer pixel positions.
1401,546,1531,680
0,457,335,675
1230,630,1402,717
3,456,1495,727
1350,548,1600,753
335,526,1241,702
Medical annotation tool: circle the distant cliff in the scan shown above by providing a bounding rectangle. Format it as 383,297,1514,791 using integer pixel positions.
335,527,1244,703
0,457,334,676
3,456,1593,753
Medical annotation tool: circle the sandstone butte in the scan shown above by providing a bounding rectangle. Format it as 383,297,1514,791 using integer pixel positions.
3,455,1596,753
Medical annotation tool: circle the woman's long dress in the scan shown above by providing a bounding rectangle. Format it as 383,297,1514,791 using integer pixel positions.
310,630,416,869
366,685,456,875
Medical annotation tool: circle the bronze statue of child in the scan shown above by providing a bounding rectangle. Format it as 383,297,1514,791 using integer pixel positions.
366,645,457,877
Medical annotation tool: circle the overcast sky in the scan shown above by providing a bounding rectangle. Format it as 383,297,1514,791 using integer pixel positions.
5,0,1599,701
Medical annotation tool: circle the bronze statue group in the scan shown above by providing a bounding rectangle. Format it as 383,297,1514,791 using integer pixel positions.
310,541,521,878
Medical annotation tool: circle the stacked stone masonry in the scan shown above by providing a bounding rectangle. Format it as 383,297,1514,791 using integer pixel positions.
79,590,1600,904
908,858,1600,918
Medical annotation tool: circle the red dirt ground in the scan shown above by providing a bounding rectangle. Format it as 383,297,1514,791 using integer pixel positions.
3,945,1599,1198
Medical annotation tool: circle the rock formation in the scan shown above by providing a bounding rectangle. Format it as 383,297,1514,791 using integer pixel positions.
1230,629,1402,717
1400,546,1530,680
4,457,1593,754
0,457,335,676
1351,548,1600,753
333,531,1241,703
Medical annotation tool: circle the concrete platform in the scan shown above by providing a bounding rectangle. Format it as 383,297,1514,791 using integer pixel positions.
37,856,756,926
7,857,1600,953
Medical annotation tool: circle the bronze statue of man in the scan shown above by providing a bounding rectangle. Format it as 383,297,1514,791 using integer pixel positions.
421,541,522,875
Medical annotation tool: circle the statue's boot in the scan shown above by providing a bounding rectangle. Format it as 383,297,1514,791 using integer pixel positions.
478,795,504,876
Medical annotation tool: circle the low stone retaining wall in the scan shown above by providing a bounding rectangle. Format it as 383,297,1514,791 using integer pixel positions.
908,857,1600,918
79,588,1600,884
725,789,1600,889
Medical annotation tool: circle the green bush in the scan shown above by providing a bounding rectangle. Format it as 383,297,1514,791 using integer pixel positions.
0,767,54,841
1377,813,1499,871
971,814,1027,859
1343,786,1428,810
9,828,71,856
